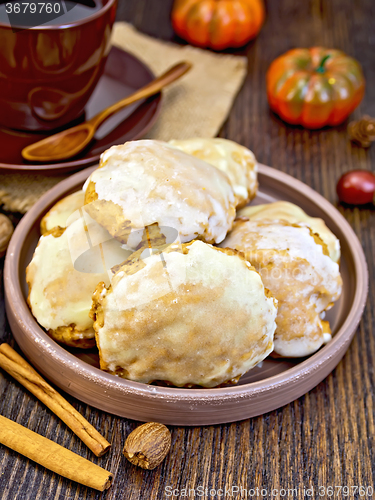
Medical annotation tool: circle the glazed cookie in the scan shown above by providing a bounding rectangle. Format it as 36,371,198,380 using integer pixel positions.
221,220,342,357
169,138,258,207
26,215,129,348
238,201,340,263
40,190,85,234
83,140,236,245
90,240,277,387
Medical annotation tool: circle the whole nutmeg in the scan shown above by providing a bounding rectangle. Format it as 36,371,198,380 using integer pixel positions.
0,214,14,258
123,422,171,470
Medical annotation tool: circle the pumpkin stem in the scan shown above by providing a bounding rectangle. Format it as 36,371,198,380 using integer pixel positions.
316,54,331,73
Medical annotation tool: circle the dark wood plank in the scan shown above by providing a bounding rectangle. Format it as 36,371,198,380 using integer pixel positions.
1,0,375,498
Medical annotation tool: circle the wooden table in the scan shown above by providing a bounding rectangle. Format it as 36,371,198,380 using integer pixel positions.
1,0,374,498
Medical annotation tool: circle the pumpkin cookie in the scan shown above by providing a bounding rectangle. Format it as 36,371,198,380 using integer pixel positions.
40,190,85,235
238,201,340,263
83,140,236,245
169,138,258,207
26,217,127,348
222,220,342,357
90,240,277,387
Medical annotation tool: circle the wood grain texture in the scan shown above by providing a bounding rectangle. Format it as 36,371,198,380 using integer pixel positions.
1,0,375,498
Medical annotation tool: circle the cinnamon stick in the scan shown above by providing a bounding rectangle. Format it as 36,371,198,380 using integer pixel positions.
0,415,113,491
0,343,110,457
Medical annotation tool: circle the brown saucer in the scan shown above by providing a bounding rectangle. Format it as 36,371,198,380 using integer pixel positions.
4,165,368,425
0,47,162,174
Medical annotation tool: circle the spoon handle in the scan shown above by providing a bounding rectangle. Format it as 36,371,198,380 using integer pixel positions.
87,61,192,130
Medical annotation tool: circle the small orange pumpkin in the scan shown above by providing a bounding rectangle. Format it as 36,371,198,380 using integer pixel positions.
266,47,365,129
171,0,265,51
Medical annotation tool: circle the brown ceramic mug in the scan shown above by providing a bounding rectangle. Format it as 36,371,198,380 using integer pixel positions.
0,0,117,131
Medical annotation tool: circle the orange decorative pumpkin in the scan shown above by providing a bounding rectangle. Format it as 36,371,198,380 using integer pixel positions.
266,47,365,129
171,0,265,51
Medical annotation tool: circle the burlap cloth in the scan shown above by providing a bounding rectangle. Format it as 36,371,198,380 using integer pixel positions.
0,22,247,213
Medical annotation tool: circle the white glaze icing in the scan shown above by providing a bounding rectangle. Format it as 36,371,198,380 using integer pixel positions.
84,140,237,244
40,191,85,234
221,220,342,357
169,138,258,205
27,219,112,331
239,201,341,263
93,240,278,387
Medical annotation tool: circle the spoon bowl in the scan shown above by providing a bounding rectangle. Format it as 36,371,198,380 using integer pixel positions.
23,125,94,163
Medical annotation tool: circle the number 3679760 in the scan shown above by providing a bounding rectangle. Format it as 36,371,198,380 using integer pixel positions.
5,3,62,14
318,486,373,496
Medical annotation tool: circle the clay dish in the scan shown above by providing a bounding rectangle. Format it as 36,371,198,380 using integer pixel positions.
4,164,368,425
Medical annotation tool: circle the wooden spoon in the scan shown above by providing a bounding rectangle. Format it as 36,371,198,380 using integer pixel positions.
22,61,192,163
